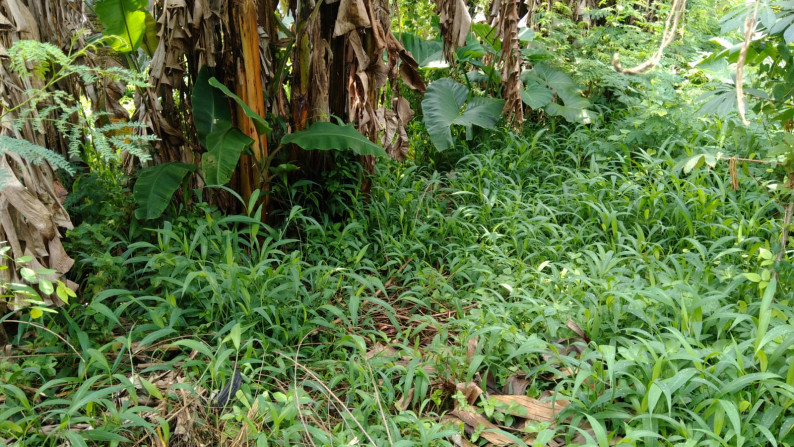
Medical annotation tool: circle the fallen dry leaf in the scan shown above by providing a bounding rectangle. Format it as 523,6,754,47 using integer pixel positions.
447,410,514,445
456,381,484,406
489,394,569,422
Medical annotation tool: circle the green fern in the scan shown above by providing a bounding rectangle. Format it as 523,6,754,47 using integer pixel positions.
0,136,75,175
2,38,155,168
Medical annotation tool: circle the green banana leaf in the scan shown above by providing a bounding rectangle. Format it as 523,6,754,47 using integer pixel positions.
281,122,387,157
133,162,197,220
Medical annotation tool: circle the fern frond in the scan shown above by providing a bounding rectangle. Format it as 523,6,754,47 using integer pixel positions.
0,136,75,175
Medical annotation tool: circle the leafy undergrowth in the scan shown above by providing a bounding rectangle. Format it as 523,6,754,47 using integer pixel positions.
2,127,793,446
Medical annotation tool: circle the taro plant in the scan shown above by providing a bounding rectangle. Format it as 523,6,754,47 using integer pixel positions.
421,78,505,151
520,64,597,125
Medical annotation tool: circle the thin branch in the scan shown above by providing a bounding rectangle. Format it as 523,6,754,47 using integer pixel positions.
276,351,379,447
3,319,84,364
736,0,761,125
613,0,688,75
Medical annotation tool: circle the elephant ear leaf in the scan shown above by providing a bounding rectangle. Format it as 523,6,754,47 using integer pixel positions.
521,80,553,109
202,125,254,185
422,78,504,151
134,162,197,220
281,122,387,157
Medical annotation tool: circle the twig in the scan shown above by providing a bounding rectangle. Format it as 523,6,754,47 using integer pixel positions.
275,351,378,447
736,0,761,125
293,332,319,447
3,320,84,364
613,0,687,75
716,155,773,164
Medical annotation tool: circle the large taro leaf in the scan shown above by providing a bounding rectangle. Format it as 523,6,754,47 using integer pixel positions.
134,162,197,220
526,64,578,93
192,66,233,146
521,80,554,109
521,65,595,124
281,122,388,157
94,0,157,55
396,33,447,69
209,77,271,136
545,103,597,124
422,78,504,151
202,125,254,185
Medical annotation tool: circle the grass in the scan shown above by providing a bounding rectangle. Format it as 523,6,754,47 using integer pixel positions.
2,119,793,446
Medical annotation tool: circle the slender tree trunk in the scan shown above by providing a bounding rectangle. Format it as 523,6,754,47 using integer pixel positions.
233,0,269,209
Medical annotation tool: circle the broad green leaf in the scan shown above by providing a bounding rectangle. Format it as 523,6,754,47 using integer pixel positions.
209,77,271,136
202,125,253,185
519,66,593,123
38,278,54,295
94,0,150,53
19,267,36,282
229,322,241,351
139,377,164,400
422,78,504,151
523,64,577,94
522,81,554,109
455,42,491,61
62,431,89,447
556,88,592,109
192,66,233,146
141,12,159,57
472,23,500,49
518,26,535,42
133,162,197,220
697,85,738,116
281,122,387,157
683,154,706,174
396,33,447,68
545,103,596,124
584,414,610,447
56,281,76,304
81,430,130,442
717,372,779,397
138,327,176,348
454,97,505,140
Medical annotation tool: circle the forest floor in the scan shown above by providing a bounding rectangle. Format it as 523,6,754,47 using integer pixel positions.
2,128,792,446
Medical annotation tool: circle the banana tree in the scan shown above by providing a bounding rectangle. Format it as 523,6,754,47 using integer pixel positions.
111,0,426,218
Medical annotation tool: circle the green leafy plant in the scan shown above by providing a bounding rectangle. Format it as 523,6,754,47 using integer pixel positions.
0,243,75,319
521,64,597,124
421,78,505,151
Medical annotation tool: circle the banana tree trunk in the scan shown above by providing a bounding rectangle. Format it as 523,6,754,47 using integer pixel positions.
233,0,269,209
